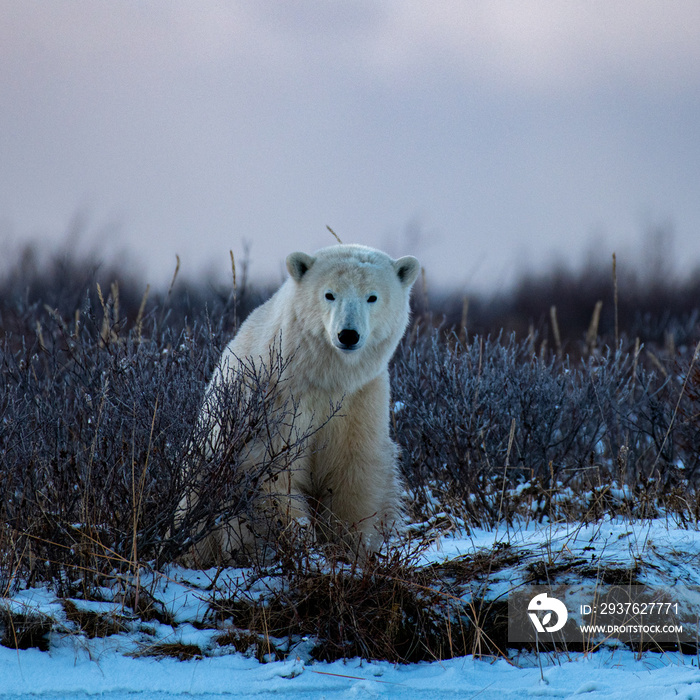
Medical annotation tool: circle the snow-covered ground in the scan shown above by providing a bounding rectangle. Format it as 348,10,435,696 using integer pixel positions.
3,517,700,699
3,644,700,699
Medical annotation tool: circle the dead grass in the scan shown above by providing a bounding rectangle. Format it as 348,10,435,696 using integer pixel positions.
131,642,204,661
62,599,128,639
0,609,53,651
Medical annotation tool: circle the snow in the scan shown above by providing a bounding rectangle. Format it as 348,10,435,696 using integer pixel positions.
4,642,700,699
3,518,700,699
2,643,700,700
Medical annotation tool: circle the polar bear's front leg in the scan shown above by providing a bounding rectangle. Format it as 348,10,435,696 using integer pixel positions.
312,437,402,556
312,375,403,556
215,469,315,565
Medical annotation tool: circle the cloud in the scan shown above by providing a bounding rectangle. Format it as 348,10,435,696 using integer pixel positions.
337,1,700,93
4,1,699,94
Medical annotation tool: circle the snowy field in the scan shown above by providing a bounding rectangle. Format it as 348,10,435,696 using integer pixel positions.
3,517,700,699
3,644,700,700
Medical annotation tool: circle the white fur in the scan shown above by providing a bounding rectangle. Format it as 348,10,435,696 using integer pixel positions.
182,244,420,565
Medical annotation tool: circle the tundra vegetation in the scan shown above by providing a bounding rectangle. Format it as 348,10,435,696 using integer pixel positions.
1,240,699,662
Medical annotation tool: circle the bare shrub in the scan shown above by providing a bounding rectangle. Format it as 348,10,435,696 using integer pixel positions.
666,342,700,488
1,302,209,592
391,327,696,525
170,340,341,567
0,277,333,590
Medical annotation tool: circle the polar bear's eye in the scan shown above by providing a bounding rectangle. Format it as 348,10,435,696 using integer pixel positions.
325,292,335,301
367,295,378,303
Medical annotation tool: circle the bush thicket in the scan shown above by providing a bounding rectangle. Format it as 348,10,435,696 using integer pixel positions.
1,242,699,661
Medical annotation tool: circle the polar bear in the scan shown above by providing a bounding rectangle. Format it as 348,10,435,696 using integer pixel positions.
179,244,420,565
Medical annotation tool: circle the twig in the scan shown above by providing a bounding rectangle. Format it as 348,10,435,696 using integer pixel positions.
326,226,343,244
650,339,700,475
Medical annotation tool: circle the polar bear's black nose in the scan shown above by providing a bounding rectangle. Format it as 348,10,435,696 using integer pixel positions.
338,329,360,348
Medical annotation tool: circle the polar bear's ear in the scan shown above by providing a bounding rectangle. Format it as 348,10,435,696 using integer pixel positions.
286,252,316,282
394,256,421,288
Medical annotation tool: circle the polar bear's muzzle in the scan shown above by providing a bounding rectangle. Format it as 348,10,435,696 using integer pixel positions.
328,297,368,353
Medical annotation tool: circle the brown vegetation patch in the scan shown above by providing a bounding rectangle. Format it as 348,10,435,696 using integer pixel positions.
0,609,53,651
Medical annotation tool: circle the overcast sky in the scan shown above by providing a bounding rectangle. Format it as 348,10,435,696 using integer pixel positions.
1,1,699,293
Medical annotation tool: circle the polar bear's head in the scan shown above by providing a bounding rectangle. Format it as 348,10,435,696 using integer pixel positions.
286,245,420,363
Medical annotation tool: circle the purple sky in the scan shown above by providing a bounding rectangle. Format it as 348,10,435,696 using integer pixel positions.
2,1,699,293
